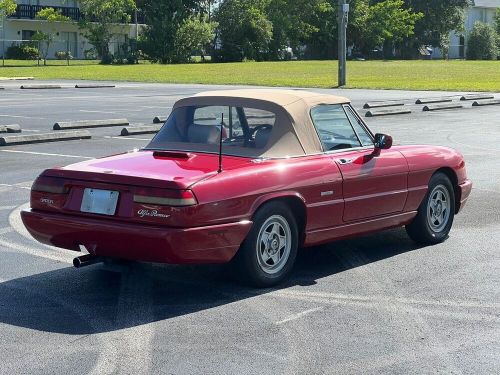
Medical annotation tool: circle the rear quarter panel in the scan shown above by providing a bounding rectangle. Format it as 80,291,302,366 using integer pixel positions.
192,155,344,232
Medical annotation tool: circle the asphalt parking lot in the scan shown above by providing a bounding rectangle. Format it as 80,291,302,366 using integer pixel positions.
0,81,499,374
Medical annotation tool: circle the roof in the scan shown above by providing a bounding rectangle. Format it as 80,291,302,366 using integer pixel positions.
193,89,350,107
167,89,353,158
473,0,500,8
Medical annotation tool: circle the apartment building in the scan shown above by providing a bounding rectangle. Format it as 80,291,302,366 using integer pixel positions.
434,0,499,59
0,0,143,59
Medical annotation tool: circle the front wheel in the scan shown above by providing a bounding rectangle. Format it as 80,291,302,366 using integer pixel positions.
406,173,455,244
232,202,298,287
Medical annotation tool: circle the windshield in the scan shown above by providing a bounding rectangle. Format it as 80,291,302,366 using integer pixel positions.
145,105,277,158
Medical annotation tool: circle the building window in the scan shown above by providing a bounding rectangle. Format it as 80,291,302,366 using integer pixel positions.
21,30,36,41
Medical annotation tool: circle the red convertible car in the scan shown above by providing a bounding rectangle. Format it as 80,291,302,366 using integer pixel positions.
22,90,472,286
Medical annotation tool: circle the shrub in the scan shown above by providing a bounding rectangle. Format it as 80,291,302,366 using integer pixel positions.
6,44,40,60
466,22,498,60
55,51,73,60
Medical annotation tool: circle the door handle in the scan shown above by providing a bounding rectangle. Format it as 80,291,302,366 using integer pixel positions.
337,158,353,165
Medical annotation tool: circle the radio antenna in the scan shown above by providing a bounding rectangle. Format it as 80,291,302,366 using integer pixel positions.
218,113,224,173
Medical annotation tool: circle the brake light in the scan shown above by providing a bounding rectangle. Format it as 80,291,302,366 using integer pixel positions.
32,176,69,194
134,188,197,207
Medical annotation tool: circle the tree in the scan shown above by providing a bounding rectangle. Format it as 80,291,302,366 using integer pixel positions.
140,0,200,63
349,0,422,56
402,0,471,57
0,0,16,37
495,8,500,55
33,8,71,65
0,0,16,16
78,0,136,63
466,21,498,60
266,0,335,60
173,15,217,62
214,0,273,62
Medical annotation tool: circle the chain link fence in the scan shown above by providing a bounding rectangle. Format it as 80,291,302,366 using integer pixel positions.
0,39,140,67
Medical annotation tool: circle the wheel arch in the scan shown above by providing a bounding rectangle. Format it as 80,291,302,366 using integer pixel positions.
250,192,307,246
433,167,460,214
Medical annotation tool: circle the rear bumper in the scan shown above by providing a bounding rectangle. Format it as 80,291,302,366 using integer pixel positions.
457,179,473,213
21,209,252,264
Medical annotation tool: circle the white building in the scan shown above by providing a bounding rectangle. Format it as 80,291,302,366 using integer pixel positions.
0,0,143,59
434,0,500,59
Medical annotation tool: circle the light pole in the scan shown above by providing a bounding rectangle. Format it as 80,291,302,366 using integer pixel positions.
338,0,349,87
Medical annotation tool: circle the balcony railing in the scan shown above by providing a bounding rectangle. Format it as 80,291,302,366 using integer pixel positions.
9,4,81,21
8,4,145,24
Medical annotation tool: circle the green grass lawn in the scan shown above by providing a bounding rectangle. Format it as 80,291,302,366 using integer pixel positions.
1,60,499,91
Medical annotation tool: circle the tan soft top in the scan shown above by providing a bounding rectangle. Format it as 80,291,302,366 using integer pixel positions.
192,89,350,107
169,89,351,158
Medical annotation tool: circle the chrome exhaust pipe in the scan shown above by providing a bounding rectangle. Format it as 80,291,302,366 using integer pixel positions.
73,254,104,269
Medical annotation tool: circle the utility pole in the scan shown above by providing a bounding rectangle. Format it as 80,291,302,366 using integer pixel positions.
338,0,349,87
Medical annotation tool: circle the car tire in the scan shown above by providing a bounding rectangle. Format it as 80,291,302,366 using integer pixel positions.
406,172,455,244
232,202,298,288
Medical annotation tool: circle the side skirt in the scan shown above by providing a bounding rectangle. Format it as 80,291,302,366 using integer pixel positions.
304,211,417,247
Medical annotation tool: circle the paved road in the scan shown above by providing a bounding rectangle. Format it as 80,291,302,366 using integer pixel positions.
0,81,499,374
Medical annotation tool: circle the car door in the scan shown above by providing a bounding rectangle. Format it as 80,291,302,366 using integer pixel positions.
310,104,408,223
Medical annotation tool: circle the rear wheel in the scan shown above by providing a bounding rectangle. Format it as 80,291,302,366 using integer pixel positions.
232,202,298,287
406,173,455,244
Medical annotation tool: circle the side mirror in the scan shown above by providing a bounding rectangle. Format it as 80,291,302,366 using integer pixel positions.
374,133,393,150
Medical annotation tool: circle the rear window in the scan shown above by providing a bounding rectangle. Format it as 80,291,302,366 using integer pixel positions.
146,105,276,156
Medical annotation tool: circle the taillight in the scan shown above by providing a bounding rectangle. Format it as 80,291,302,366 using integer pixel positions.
32,176,69,194
134,188,197,207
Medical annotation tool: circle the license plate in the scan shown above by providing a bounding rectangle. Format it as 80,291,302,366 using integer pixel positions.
81,188,119,216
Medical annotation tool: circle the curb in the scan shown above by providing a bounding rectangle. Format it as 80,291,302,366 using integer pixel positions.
75,84,116,89
0,130,91,146
121,124,162,136
54,118,129,130
365,109,412,117
461,94,494,101
416,98,453,104
0,124,21,133
423,104,463,112
20,84,62,90
153,116,167,124
363,101,404,109
472,99,500,107
0,77,34,81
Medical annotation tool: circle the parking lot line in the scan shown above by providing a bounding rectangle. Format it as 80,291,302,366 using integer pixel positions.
275,307,324,325
0,183,31,190
0,150,93,159
0,115,47,120
79,109,119,115
0,206,16,211
0,227,14,235
105,136,152,141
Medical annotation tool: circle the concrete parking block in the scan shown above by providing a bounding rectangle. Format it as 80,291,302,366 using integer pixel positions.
54,119,129,130
20,84,62,89
153,116,167,124
365,109,412,117
75,84,116,89
423,104,464,111
416,97,453,104
460,94,495,101
0,130,91,146
121,124,162,136
363,101,405,109
472,99,500,107
0,124,21,133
